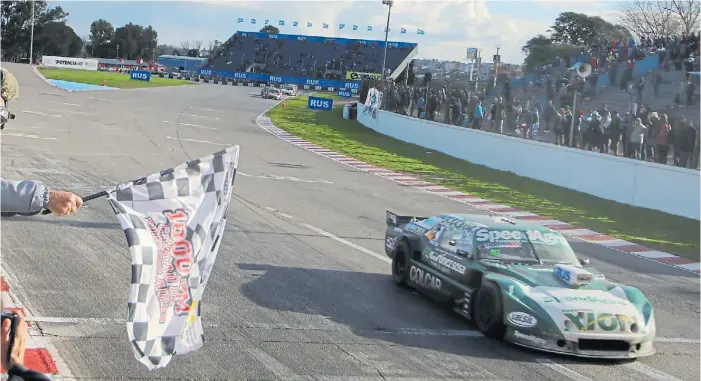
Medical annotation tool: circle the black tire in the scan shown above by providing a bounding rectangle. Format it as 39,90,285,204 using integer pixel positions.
474,281,506,339
391,240,411,286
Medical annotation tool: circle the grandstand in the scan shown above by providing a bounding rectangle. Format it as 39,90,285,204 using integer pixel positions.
199,31,418,86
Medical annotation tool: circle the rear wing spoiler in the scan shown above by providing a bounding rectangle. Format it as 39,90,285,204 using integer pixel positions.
386,210,428,227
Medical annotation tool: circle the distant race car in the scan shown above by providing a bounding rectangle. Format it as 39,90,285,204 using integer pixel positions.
262,88,283,100
384,211,656,359
280,85,297,96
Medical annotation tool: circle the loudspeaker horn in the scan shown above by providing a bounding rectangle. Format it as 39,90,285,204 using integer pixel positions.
576,63,592,78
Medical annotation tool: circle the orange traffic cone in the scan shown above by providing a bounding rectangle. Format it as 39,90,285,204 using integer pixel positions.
282,101,286,108
101,79,106,86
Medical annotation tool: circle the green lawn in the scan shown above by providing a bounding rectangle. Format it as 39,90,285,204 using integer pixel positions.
269,95,700,260
38,67,195,89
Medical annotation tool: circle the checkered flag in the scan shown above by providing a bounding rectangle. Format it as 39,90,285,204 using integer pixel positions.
106,145,240,370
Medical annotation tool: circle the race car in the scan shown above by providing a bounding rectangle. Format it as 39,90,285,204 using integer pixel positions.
262,88,283,100
280,84,297,96
384,211,656,359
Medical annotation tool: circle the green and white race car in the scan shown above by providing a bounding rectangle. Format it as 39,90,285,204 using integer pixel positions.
384,211,656,359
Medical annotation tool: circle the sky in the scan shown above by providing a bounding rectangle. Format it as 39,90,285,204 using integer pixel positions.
51,0,624,65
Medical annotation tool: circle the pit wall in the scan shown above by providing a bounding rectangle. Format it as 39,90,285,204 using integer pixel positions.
356,104,700,220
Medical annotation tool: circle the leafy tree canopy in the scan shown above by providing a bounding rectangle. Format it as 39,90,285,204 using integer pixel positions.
260,25,280,34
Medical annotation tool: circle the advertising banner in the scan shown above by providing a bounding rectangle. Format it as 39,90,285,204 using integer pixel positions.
41,56,99,71
345,71,382,81
130,70,152,82
308,96,334,111
337,89,353,98
197,68,361,90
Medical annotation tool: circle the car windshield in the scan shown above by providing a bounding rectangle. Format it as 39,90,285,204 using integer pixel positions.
474,228,579,265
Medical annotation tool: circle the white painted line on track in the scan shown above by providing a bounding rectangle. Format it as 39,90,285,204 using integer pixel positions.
47,100,91,108
5,167,69,174
21,316,700,344
301,223,391,264
50,109,95,116
623,361,686,381
654,337,701,343
165,136,230,146
2,132,58,141
162,120,217,130
181,113,219,120
536,359,591,381
239,172,333,184
88,97,121,103
15,110,62,117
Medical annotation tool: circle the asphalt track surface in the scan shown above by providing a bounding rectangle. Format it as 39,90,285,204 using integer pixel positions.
1,63,699,381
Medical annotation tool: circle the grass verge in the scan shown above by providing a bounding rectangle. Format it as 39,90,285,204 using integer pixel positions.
38,67,194,89
268,95,700,260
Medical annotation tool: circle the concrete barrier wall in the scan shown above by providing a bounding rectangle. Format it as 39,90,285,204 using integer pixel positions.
357,104,700,220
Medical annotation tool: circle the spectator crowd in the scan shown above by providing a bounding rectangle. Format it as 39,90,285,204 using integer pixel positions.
377,33,700,169
205,32,413,80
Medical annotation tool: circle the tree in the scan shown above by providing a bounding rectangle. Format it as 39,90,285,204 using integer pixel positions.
180,41,191,51
619,0,700,38
549,12,631,47
521,34,583,69
36,22,82,57
260,25,279,34
669,0,700,36
208,39,221,54
0,1,69,62
138,26,158,60
186,48,199,57
88,18,114,58
192,40,203,52
111,22,158,60
155,44,178,57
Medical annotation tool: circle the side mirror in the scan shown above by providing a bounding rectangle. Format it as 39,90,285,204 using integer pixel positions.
579,258,591,266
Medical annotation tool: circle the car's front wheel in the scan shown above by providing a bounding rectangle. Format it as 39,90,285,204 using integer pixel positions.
474,281,506,339
391,240,411,287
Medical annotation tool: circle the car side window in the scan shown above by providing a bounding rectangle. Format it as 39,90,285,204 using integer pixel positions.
438,225,459,253
437,226,474,258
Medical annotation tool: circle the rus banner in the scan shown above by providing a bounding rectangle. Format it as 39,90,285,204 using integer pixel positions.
106,146,240,370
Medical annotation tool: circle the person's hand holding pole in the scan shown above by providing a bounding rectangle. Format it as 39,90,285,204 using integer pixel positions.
47,190,83,217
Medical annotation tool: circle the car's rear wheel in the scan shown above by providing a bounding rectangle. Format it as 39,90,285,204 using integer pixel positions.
391,240,411,287
474,281,506,339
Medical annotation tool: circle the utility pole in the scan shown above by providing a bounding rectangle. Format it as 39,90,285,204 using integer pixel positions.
381,0,393,81
492,45,501,88
29,0,35,64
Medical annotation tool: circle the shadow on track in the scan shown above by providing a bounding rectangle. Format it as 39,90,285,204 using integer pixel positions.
237,263,537,363
236,263,645,368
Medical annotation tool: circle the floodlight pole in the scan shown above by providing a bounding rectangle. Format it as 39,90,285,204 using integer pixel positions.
381,0,393,81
